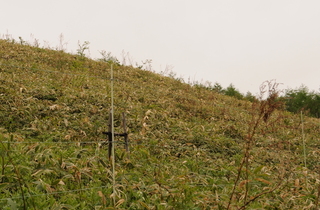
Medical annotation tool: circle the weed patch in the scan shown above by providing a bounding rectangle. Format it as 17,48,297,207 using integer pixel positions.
0,39,320,209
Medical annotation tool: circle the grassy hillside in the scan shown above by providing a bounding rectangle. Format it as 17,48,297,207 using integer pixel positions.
0,39,319,209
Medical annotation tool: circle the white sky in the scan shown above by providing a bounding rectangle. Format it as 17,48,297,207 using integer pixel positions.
2,0,320,95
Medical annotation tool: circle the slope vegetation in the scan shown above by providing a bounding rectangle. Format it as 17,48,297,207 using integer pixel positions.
0,39,319,209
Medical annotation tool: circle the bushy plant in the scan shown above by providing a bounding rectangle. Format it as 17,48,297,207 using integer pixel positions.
224,84,244,100
283,85,320,118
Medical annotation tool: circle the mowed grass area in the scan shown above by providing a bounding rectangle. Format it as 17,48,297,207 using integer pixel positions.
0,39,320,209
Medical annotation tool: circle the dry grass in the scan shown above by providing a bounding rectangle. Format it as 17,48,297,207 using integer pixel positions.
0,38,320,209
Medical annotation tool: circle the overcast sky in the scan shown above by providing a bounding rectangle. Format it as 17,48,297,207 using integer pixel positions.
2,0,320,94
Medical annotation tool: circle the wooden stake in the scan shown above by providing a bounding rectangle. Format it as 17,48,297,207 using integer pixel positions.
122,112,129,154
108,111,112,160
110,64,116,206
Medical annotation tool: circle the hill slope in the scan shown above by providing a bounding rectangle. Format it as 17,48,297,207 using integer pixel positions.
0,39,319,209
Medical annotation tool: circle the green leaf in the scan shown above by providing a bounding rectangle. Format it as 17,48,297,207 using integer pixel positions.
253,165,264,174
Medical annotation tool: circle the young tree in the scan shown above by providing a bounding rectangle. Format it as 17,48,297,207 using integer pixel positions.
212,82,224,93
244,91,256,102
283,85,320,118
224,84,243,100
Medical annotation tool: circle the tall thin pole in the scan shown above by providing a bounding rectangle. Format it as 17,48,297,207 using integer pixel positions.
110,64,116,205
301,111,307,168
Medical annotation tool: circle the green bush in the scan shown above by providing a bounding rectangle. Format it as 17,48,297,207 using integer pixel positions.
282,85,320,118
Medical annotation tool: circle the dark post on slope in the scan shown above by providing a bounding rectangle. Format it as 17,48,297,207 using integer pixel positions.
103,112,129,160
107,111,112,160
122,112,129,153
